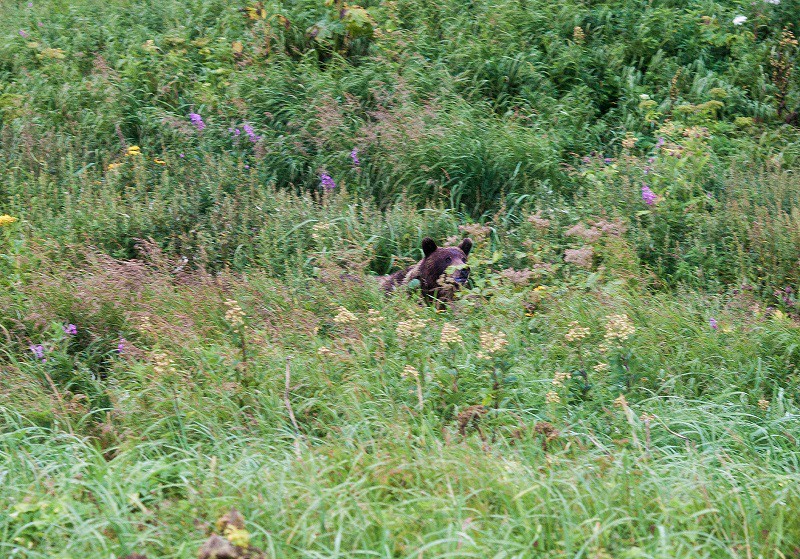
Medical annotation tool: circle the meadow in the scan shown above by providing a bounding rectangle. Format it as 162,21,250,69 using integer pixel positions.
2,0,800,557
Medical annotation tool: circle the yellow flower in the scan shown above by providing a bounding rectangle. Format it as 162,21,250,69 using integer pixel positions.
545,391,561,404
479,330,508,355
153,158,166,165
757,399,770,411
333,306,357,324
126,145,141,156
604,314,635,343
224,526,251,548
107,162,123,171
0,215,19,227
440,323,462,346
565,321,590,342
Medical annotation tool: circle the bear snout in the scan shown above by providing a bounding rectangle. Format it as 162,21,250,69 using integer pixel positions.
453,266,470,284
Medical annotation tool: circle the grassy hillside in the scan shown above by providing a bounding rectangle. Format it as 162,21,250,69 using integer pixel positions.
2,0,800,557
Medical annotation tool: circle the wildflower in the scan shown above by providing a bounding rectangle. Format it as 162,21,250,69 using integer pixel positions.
440,323,462,346
641,185,657,206
564,246,594,269
30,344,45,361
655,137,665,148
572,26,585,43
0,215,19,227
758,399,770,410
604,314,635,343
117,338,126,354
545,391,561,404
367,309,385,325
107,162,123,171
527,211,551,229
396,318,427,341
179,153,185,158
552,371,571,387
152,352,176,376
621,135,637,149
402,365,420,379
317,346,333,357
126,145,141,157
565,322,590,342
320,173,336,191
709,317,718,330
333,306,357,324
479,330,508,355
189,112,205,131
350,147,360,166
224,299,246,328
153,158,166,165
613,394,629,409
243,123,261,142
593,362,610,373
63,324,77,335
603,157,613,164
732,15,747,25
19,30,28,38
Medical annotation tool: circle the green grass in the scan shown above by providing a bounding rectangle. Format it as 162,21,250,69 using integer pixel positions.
2,0,800,557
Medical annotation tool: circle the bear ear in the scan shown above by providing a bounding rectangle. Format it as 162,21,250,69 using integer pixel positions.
459,238,473,257
421,237,438,258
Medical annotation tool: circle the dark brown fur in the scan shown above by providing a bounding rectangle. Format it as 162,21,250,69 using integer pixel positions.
378,237,473,305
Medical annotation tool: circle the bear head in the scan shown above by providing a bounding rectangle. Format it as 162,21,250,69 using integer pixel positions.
417,237,473,300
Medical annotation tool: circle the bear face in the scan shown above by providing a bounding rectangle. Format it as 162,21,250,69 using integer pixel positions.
419,237,472,293
378,237,473,306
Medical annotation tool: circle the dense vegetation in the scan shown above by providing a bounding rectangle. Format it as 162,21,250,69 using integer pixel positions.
2,0,800,557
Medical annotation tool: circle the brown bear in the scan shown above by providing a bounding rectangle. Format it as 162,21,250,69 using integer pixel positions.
378,237,473,305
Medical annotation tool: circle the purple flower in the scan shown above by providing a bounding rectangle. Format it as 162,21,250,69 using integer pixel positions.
230,127,241,137
179,153,185,158
117,338,126,354
350,147,360,166
19,30,28,37
244,164,250,169
604,157,613,164
709,318,718,330
28,2,33,7
320,173,336,191
189,112,205,131
644,166,652,175
243,123,261,142
656,137,665,148
63,324,77,335
641,185,657,206
30,344,45,360
582,156,591,164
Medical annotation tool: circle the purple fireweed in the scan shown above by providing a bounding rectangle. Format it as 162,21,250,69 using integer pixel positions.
709,318,718,330
641,185,657,206
350,147,360,166
117,338,126,354
189,112,205,131
63,324,77,335
30,344,45,360
320,173,336,191
19,30,28,37
656,137,665,148
243,123,261,142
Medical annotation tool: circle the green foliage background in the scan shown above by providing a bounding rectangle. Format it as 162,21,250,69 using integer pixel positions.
1,0,800,557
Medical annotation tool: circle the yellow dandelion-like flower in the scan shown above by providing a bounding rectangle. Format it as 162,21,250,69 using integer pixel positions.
479,330,508,355
107,162,123,171
0,215,19,227
552,371,572,387
757,399,770,411
224,299,246,328
545,391,561,404
396,318,427,340
333,306,358,324
440,323,462,346
126,145,141,156
604,314,635,343
153,158,166,165
565,321,590,342
366,309,385,325
613,394,629,409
